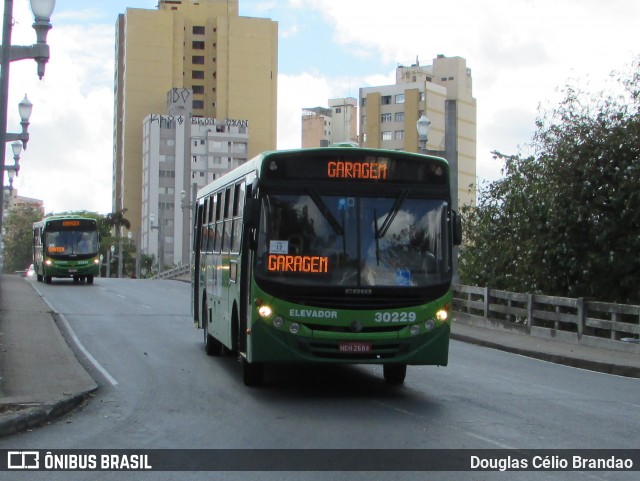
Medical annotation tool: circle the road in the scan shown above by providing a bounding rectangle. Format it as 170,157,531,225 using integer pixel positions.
1,277,638,481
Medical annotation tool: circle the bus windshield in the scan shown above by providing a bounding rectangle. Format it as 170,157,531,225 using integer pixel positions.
45,230,99,256
255,191,450,288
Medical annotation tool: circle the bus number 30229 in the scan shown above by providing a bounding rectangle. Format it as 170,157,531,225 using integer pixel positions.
374,312,417,323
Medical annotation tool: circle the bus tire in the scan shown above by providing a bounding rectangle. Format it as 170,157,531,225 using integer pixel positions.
203,301,222,356
242,359,263,387
383,364,407,385
37,274,43,282
87,275,94,285
45,276,52,284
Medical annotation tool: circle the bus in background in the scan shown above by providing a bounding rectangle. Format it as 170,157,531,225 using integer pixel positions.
191,147,462,386
33,215,100,284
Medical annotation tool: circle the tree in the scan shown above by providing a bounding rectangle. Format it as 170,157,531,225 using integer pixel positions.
102,208,131,236
2,203,44,273
460,57,640,303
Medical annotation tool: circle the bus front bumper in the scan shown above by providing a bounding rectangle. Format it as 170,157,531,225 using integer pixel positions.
248,321,450,366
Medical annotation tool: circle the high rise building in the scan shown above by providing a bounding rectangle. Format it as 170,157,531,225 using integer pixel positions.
113,0,278,237
141,102,249,269
301,97,358,147
359,55,476,207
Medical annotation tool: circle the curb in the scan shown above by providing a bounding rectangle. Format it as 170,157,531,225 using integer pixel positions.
450,332,640,379
0,389,96,438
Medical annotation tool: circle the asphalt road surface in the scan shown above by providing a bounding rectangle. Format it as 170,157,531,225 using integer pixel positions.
1,277,638,481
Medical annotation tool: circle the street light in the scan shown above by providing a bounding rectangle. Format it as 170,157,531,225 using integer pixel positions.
0,0,55,232
150,213,164,274
416,114,431,153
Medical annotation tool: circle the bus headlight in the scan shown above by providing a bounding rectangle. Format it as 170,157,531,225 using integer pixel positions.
424,319,436,331
94,259,100,265
410,325,421,336
289,322,300,334
45,259,52,266
436,309,448,322
258,305,272,319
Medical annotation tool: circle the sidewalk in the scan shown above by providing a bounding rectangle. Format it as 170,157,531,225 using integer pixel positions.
0,274,97,437
0,274,638,438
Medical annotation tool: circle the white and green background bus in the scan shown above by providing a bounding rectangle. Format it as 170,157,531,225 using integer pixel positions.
191,147,462,386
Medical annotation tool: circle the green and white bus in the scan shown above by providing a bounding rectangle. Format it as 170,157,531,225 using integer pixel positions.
191,147,462,386
33,215,100,284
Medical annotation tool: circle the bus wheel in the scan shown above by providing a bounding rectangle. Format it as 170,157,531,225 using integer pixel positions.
87,275,94,285
383,364,407,385
73,276,80,284
203,301,222,356
45,276,52,284
37,274,43,282
242,359,263,387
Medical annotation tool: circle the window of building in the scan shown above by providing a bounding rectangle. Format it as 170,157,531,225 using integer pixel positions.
193,26,205,35
381,95,392,105
381,131,392,141
192,85,204,94
395,112,404,122
192,70,204,79
193,100,204,109
381,113,392,123
192,56,205,65
394,130,404,140
395,94,405,104
192,41,205,50
335,107,341,114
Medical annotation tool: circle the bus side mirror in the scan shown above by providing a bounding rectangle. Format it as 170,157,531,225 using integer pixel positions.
452,211,462,246
243,198,260,228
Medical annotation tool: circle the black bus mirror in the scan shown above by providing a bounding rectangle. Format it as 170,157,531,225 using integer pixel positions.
243,198,260,228
452,211,462,246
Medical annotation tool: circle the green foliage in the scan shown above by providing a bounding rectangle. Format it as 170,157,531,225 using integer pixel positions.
2,203,44,273
460,57,640,303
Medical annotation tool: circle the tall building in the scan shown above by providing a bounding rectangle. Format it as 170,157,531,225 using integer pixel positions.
359,55,476,207
113,0,278,237
301,97,358,147
141,102,249,269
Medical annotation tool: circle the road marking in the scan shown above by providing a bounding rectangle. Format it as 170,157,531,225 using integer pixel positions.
33,284,119,387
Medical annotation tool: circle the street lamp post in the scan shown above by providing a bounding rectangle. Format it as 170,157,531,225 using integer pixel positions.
180,182,196,266
417,104,460,283
150,213,164,274
0,0,55,231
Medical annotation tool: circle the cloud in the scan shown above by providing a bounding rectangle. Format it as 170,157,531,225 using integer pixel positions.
8,8,115,214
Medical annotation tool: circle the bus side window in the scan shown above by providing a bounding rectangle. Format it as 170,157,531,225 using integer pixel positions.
193,204,203,251
206,224,215,253
223,188,233,252
201,198,209,253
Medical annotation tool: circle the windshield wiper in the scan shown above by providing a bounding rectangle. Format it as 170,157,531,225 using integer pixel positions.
306,186,344,235
376,189,409,239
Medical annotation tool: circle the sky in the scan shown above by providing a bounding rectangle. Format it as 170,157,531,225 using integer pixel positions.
5,0,639,215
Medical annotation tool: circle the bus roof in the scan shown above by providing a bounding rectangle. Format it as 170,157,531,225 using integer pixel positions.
196,146,449,201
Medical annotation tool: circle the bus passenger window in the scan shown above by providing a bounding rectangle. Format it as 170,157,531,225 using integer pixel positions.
223,220,232,252
231,220,241,252
214,222,223,252
206,225,215,253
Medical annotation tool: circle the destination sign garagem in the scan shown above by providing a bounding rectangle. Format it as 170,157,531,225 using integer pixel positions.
327,161,387,180
262,152,448,185
268,254,329,273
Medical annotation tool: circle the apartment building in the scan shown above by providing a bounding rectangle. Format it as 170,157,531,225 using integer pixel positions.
113,0,277,237
359,55,476,207
141,101,249,268
301,97,358,147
